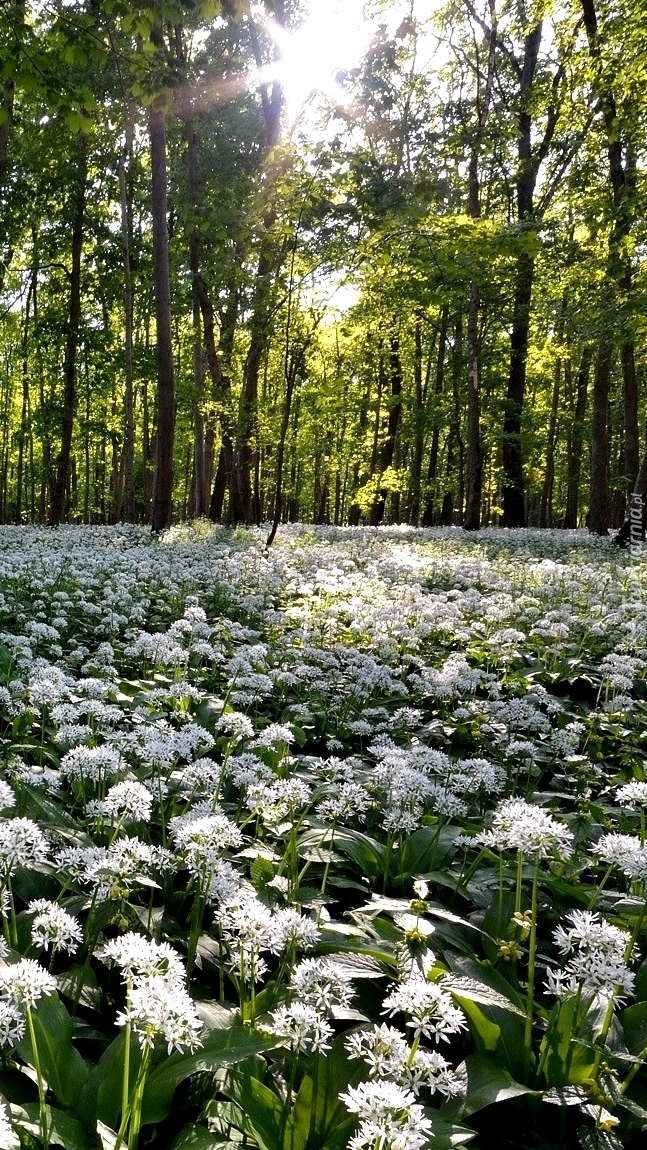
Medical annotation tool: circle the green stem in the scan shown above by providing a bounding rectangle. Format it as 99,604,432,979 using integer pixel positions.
523,854,540,1080
122,1022,131,1135
27,1006,48,1150
127,1046,151,1150
515,851,524,917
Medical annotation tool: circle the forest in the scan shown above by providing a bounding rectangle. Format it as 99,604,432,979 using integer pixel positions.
1,0,645,536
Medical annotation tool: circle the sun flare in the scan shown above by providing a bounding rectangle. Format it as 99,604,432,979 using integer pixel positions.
259,0,368,122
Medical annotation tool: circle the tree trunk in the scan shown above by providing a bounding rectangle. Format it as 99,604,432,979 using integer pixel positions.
369,329,403,526
501,22,544,528
539,355,561,527
564,345,592,527
119,107,136,522
589,336,612,535
464,280,482,528
422,306,449,526
49,140,86,526
149,103,175,533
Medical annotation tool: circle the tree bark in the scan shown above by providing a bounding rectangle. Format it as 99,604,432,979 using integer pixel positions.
118,107,136,522
149,102,175,533
564,345,592,528
589,336,613,535
49,140,87,526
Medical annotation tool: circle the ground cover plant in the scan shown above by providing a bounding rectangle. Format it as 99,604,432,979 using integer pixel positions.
0,523,644,1150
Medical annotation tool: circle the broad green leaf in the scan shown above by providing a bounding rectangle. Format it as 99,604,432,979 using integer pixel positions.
11,1103,93,1150
222,1071,283,1150
442,1052,538,1120
442,975,525,1018
169,1125,224,1149
141,1022,279,1125
577,1128,624,1150
621,1001,647,1056
14,993,89,1109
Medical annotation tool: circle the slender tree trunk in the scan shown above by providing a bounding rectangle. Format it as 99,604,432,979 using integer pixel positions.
409,317,424,525
369,329,403,526
16,268,35,524
539,355,561,527
501,23,544,527
464,280,482,528
149,103,175,533
464,0,496,529
422,306,449,526
49,140,87,526
564,345,591,528
119,107,136,522
589,336,613,534
233,6,284,524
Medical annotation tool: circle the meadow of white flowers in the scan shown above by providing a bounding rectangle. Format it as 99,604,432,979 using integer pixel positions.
0,522,644,1150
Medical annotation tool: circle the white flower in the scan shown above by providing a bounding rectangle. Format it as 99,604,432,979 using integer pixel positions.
268,1002,333,1053
341,1080,433,1150
0,999,26,1044
0,819,48,873
101,933,185,987
382,975,467,1042
96,779,154,822
28,900,83,953
290,957,355,1013
616,781,647,809
116,974,203,1054
0,785,15,812
591,833,647,881
0,959,56,1009
545,910,635,1003
478,797,573,858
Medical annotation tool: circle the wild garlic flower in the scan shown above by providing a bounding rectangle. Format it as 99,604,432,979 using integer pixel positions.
289,957,355,1013
478,797,573,858
216,712,254,741
316,781,372,822
616,782,647,809
116,974,203,1054
172,812,243,885
268,1002,333,1053
0,959,56,1009
340,1080,433,1150
101,933,185,988
348,1022,461,1096
91,779,154,823
0,1096,14,1147
0,818,48,874
0,785,15,812
591,833,647,881
59,744,125,782
545,910,635,1003
28,899,83,954
382,975,467,1043
0,999,26,1045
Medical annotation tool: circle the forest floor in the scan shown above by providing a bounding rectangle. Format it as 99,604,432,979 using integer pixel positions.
0,522,644,1150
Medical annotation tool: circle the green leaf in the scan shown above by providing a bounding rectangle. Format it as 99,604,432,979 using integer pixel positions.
76,1030,143,1131
222,1072,283,1150
284,1073,312,1150
141,1022,279,1126
11,1103,94,1150
393,824,457,882
442,1052,538,1121
577,1128,624,1150
442,976,526,1018
621,1001,647,1056
424,1109,478,1148
168,1125,223,1149
14,993,88,1109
